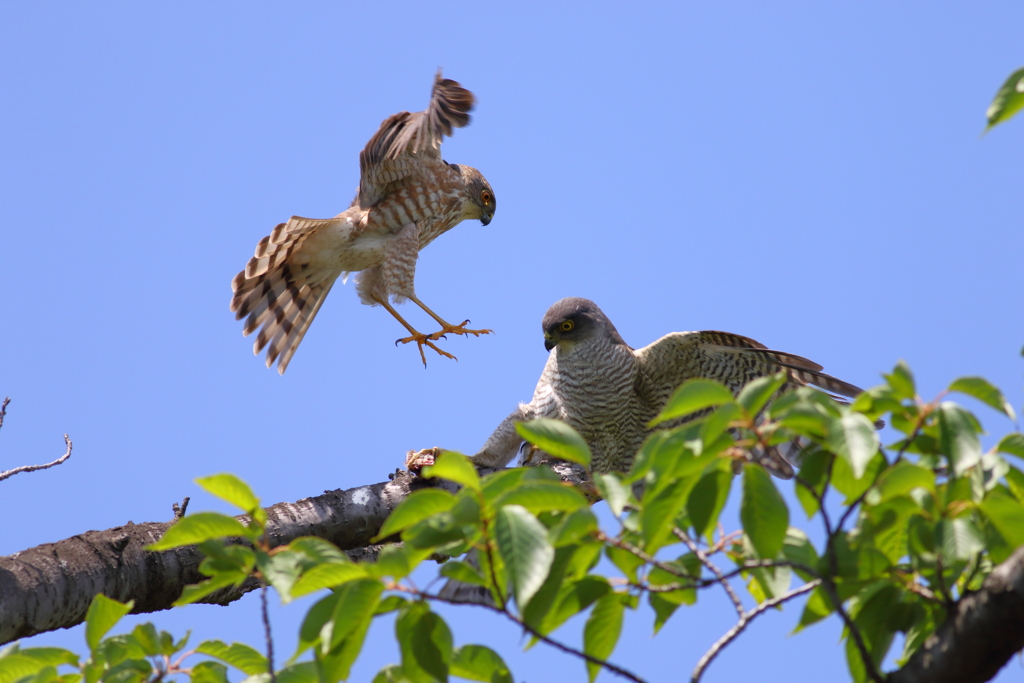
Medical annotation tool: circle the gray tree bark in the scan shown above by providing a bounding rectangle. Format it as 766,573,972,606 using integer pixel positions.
887,545,1024,683
0,469,454,644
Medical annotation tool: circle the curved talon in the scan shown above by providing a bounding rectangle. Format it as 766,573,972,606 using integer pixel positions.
396,332,458,367
424,320,494,342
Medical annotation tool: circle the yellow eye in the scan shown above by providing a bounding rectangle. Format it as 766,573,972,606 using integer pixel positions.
560,320,574,332
481,190,492,205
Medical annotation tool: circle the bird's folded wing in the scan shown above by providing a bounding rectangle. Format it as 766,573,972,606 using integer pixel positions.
358,71,475,205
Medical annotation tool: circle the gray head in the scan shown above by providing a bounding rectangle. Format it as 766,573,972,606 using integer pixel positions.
453,164,496,226
541,297,628,352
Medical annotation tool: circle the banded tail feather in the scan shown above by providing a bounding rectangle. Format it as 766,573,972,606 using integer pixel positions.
230,217,340,374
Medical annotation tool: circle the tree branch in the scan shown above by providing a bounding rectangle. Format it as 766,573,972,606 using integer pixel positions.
691,580,821,683
889,544,1024,683
0,469,465,644
0,398,74,482
674,528,744,619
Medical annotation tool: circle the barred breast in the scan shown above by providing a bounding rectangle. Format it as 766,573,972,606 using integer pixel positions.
539,338,642,473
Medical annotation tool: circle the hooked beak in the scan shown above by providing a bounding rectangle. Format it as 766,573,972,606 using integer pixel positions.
544,333,555,351
480,212,492,226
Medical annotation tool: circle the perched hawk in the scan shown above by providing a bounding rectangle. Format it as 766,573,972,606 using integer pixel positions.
464,297,866,478
231,72,496,373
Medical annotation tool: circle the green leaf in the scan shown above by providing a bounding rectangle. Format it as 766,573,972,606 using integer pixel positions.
130,624,159,657
84,595,134,652
641,476,697,553
605,545,645,583
795,448,830,518
649,593,679,635
650,379,734,426
549,508,599,547
948,377,1016,420
1006,466,1024,503
737,372,788,418
190,661,229,683
276,662,319,683
883,360,916,400
450,645,513,683
794,586,833,632
0,648,79,683
741,465,789,559
538,574,610,636
422,450,481,491
396,604,452,683
782,528,820,580
997,433,1024,460
583,594,625,683
876,461,935,503
258,551,305,603
439,561,487,587
515,419,591,467
480,469,528,499
196,641,268,676
688,462,732,540
827,411,880,479
979,491,1024,549
494,481,589,514
985,67,1024,130
290,562,368,598
196,474,261,516
938,402,982,476
938,518,985,562
173,573,244,607
320,579,383,678
495,505,555,610
832,451,886,506
375,489,456,541
147,512,253,550
592,473,631,517
294,592,338,658
372,664,405,683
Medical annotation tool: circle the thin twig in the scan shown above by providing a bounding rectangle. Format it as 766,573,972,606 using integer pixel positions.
405,586,648,683
691,580,820,683
0,434,73,482
0,397,9,430
674,528,744,619
260,584,276,683
621,559,818,594
172,497,190,521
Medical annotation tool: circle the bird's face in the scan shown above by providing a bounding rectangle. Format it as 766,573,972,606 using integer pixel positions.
542,298,604,352
458,165,496,226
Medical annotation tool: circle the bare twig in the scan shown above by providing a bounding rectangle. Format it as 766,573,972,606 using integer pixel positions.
0,397,9,430
408,586,648,683
172,497,190,521
260,584,276,683
0,434,73,482
691,580,820,683
674,528,744,619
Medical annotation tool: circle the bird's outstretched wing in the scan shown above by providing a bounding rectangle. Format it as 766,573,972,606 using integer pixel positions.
634,330,862,410
633,331,865,478
358,71,475,205
230,216,342,374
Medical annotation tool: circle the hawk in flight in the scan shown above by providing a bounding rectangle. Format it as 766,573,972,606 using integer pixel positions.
231,72,496,373
464,297,867,478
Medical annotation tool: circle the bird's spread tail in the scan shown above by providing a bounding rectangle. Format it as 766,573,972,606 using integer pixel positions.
230,217,340,374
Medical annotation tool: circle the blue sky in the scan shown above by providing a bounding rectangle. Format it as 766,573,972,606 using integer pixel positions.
2,3,1022,682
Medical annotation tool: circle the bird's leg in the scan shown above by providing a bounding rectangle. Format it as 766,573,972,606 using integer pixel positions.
407,295,493,341
377,298,457,366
